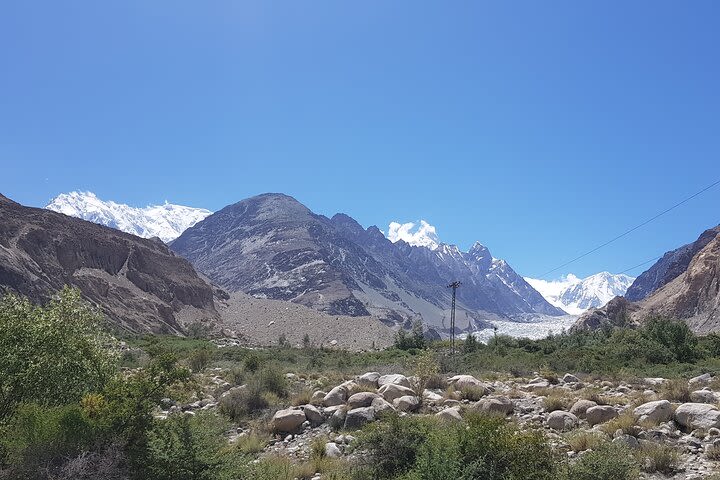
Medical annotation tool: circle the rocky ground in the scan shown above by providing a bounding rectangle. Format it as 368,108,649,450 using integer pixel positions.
216,292,396,350
157,367,720,479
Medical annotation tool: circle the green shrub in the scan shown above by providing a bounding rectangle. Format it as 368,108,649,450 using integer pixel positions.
564,442,637,480
0,288,118,420
637,442,679,474
359,413,558,480
219,382,269,421
142,411,238,480
394,320,425,351
188,348,212,373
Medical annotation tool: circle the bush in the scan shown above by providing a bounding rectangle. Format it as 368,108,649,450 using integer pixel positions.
659,378,690,402
543,394,569,413
564,442,637,480
462,334,480,354
0,288,118,420
637,442,680,474
142,411,239,480
563,430,606,453
219,382,269,421
188,348,212,373
359,413,559,479
394,320,425,351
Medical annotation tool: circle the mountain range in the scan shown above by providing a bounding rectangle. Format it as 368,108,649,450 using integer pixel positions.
46,191,211,243
40,191,638,324
169,193,566,334
525,272,635,315
575,225,720,333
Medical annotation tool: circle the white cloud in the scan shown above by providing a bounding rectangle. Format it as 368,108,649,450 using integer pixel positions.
387,220,441,250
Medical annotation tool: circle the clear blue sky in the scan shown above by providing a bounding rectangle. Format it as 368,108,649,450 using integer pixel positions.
2,1,719,279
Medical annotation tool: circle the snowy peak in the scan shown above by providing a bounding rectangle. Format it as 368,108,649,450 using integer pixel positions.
525,272,635,315
387,220,441,250
46,191,212,242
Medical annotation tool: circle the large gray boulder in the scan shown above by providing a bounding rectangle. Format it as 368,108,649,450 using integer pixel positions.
371,396,395,415
546,411,578,431
347,392,381,409
436,407,462,422
570,399,597,419
378,383,416,402
473,396,514,416
378,374,412,389
357,372,381,388
301,404,326,427
448,375,485,391
690,389,720,404
675,403,720,430
323,384,350,407
633,400,672,424
585,405,618,426
394,395,420,412
344,407,376,429
271,408,307,433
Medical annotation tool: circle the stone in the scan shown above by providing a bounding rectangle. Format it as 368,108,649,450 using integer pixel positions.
644,377,666,386
690,389,719,404
633,400,672,424
586,405,618,426
675,403,720,430
612,434,640,449
271,408,307,433
569,400,597,419
473,396,514,416
323,385,349,407
371,397,395,415
423,390,444,404
546,411,578,431
357,372,381,388
301,404,325,427
344,407,375,429
310,390,326,405
689,373,712,385
562,373,580,383
394,395,420,412
378,374,412,389
378,383,416,402
325,442,342,458
525,380,551,391
347,392,381,409
436,407,462,422
448,375,485,391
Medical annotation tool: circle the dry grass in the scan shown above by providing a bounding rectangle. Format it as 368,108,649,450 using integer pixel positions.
707,444,720,460
290,388,314,406
563,430,607,453
659,379,690,402
637,442,680,474
599,411,638,436
543,394,570,413
235,432,269,455
459,385,486,402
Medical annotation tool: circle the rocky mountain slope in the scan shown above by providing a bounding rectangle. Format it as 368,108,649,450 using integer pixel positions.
0,193,219,333
526,272,635,315
574,225,720,333
625,226,720,302
171,193,565,334
46,191,211,242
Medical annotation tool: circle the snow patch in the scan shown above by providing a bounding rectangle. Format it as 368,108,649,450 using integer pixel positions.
387,220,441,250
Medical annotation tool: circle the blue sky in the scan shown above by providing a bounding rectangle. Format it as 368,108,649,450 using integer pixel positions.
2,1,719,279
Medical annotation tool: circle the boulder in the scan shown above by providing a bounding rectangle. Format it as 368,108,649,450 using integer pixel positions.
675,403,720,430
378,374,412,389
562,373,580,384
371,397,395,415
525,379,551,391
569,399,597,419
310,390,326,405
357,372,381,388
586,405,618,426
473,396,514,416
347,392,381,409
546,411,578,431
423,390,444,404
325,442,342,458
301,404,325,427
378,383,416,402
344,407,375,429
271,408,307,433
436,407,462,422
394,395,420,412
633,400,672,424
612,434,640,449
689,373,712,385
690,389,719,404
323,385,349,407
448,375,485,391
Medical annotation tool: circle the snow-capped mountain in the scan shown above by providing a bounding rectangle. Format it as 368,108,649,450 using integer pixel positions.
525,272,635,315
46,191,212,242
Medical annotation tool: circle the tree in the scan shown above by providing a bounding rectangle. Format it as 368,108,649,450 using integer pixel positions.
0,287,117,420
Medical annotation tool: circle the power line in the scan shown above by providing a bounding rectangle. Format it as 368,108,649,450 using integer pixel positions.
617,256,661,276
540,178,720,279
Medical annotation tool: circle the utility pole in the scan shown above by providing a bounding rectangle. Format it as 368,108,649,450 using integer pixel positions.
447,281,461,359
